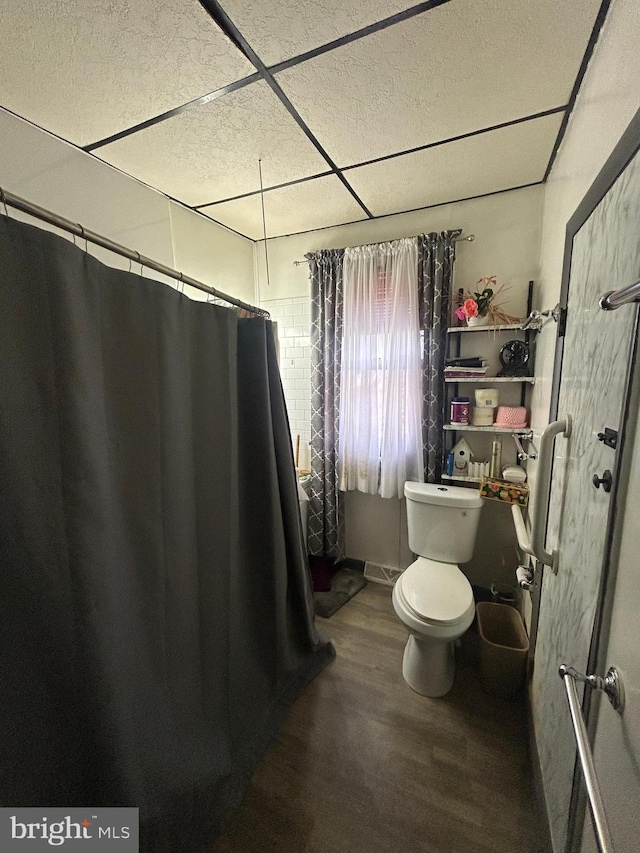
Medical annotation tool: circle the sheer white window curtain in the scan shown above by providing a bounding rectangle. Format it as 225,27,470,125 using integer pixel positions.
338,238,424,499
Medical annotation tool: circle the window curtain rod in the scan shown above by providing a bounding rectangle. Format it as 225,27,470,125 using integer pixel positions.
0,187,269,318
292,233,474,266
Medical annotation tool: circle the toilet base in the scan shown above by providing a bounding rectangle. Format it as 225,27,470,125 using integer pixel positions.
402,633,456,697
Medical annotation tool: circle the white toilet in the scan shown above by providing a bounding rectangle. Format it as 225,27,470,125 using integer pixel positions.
393,482,483,697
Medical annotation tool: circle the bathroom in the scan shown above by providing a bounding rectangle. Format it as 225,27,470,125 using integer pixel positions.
1,1,639,852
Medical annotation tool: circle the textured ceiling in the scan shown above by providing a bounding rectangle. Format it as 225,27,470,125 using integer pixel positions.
0,0,607,239
276,0,603,166
345,113,563,216
0,0,254,146
98,81,329,206
217,0,420,66
200,174,368,239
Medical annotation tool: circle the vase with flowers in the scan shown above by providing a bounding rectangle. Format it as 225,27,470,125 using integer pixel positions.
454,276,522,327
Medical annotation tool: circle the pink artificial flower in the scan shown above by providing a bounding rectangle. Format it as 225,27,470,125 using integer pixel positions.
463,298,479,318
455,307,466,321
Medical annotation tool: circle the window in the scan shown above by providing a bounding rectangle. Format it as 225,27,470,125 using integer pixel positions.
338,238,424,499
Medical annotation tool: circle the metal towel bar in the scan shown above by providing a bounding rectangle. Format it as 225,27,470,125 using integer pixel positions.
600,278,640,310
559,665,624,853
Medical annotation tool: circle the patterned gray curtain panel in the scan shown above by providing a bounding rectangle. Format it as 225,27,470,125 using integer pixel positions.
418,231,461,482
307,249,345,560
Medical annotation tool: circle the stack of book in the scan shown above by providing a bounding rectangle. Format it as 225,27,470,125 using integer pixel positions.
444,357,488,379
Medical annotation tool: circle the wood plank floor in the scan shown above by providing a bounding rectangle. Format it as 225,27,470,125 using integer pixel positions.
213,583,548,853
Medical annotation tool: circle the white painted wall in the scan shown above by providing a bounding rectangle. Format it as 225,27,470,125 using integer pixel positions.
0,108,255,304
256,185,543,306
170,204,255,305
257,184,544,587
526,1,640,849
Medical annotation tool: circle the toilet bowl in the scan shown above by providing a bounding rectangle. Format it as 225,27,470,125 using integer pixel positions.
395,482,483,697
393,557,475,696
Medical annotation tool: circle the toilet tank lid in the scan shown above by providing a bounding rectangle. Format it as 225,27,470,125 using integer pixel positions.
404,481,483,509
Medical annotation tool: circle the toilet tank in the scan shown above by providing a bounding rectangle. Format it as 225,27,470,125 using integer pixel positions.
404,482,483,564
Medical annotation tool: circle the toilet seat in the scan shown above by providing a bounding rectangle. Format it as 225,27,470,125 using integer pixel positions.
396,558,473,627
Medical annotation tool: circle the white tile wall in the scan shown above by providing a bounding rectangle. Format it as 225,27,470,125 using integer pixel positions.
261,295,312,469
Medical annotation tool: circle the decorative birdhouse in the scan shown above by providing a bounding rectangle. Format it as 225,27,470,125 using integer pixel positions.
451,438,473,475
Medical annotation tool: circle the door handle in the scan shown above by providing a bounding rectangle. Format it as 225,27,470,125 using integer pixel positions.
592,470,613,493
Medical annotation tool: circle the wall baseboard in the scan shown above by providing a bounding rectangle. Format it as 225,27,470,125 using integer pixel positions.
339,557,366,574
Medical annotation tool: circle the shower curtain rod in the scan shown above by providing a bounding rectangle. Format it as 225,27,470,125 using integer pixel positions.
292,233,475,265
0,187,269,318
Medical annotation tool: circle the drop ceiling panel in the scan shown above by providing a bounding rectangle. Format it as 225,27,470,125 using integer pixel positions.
98,81,330,206
0,0,254,146
201,175,367,239
276,0,602,166
346,113,562,217
219,0,419,66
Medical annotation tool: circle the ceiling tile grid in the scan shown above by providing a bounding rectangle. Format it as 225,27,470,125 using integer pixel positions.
0,0,607,239
200,174,368,239
344,112,564,216
217,0,422,66
275,0,603,167
0,0,254,146
97,81,330,206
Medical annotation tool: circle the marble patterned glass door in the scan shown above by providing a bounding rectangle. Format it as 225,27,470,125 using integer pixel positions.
532,149,640,851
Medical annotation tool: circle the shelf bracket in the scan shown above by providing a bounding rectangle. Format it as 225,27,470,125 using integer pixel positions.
514,433,537,460
520,304,561,331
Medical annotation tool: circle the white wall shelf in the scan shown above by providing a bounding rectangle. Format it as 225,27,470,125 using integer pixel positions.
445,376,535,384
444,424,533,438
446,323,524,334
441,474,482,484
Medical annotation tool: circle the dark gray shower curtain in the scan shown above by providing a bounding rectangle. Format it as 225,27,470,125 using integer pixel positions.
0,216,333,851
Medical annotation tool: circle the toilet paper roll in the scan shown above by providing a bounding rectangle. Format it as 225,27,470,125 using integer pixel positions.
475,387,499,408
472,406,494,426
